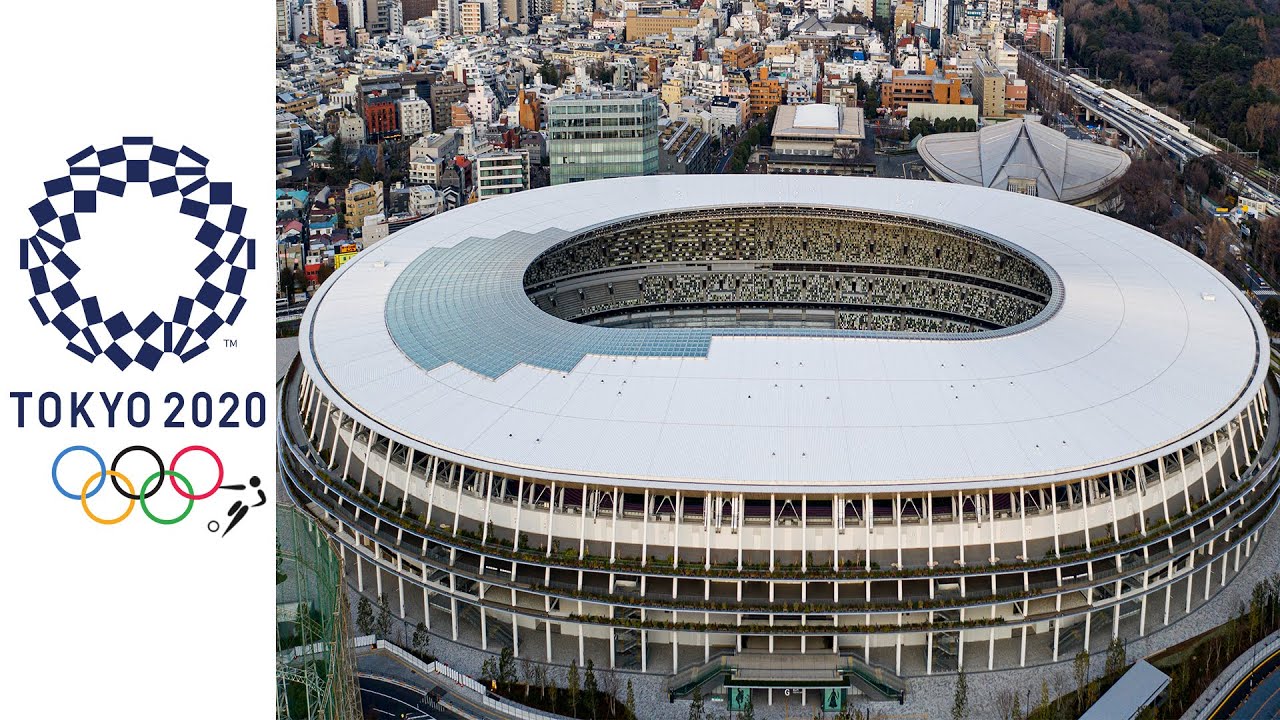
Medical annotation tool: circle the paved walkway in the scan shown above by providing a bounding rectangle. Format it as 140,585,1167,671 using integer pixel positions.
356,648,539,720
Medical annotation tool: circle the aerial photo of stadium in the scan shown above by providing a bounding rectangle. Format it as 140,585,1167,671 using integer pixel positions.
278,175,1278,702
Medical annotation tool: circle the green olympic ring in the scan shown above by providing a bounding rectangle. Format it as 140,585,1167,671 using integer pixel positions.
138,470,196,526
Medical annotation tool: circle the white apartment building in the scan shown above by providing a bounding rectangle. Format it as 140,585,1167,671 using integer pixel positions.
398,95,433,137
475,149,531,200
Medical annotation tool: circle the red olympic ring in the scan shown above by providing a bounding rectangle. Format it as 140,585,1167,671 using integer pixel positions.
168,445,224,500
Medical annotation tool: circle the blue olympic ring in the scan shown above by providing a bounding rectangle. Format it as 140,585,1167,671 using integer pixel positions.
52,445,106,500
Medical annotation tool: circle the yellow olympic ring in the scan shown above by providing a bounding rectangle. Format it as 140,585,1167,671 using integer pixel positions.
81,471,135,525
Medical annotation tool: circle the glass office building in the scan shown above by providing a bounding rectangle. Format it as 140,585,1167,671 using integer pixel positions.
548,92,660,185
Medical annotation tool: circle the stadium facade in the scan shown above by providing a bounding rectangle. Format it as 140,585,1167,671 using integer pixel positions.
279,177,1277,691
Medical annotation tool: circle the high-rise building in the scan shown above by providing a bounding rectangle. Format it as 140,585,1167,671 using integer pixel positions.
922,0,947,31
460,0,484,33
947,0,964,33
367,0,403,33
547,92,660,185
501,0,524,23
312,0,340,32
475,149,531,200
343,180,384,230
348,0,366,29
429,80,469,131
972,58,1007,117
277,0,292,43
398,93,433,137
439,0,462,33
874,0,891,23
402,0,437,21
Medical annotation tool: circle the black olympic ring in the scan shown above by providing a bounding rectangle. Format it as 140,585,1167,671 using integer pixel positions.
109,445,166,500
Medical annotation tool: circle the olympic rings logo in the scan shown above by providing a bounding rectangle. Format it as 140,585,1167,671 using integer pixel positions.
52,445,223,526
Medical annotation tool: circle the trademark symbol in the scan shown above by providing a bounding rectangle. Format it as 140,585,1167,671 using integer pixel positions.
224,339,238,348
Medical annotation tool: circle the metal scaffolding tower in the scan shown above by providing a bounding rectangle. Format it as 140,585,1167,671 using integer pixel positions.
277,503,361,719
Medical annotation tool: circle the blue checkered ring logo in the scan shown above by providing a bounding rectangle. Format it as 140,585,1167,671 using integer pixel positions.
19,137,254,370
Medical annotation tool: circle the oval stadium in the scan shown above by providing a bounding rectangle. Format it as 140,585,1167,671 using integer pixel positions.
279,176,1278,699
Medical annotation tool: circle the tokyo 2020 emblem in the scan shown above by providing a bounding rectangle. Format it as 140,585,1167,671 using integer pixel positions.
18,137,254,370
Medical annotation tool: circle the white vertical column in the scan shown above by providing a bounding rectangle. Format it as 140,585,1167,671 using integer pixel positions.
674,491,683,568
737,494,744,571
481,471,494,544
865,493,873,571
987,488,996,563
424,457,440,527
927,491,935,573
705,492,713,571
769,494,776,572
452,464,465,537
545,481,556,556
513,477,525,552
641,488,650,567
578,483,588,558
1050,483,1060,558
894,492,903,570
833,492,840,572
801,494,808,572
611,486,620,564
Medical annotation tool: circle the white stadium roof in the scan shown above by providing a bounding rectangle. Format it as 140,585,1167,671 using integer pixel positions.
300,176,1267,493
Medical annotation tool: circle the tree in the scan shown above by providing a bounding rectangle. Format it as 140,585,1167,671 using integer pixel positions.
951,666,969,720
537,664,550,701
863,80,881,120
1253,58,1280,95
1259,295,1280,333
689,685,706,720
1246,103,1280,149
583,658,599,719
497,646,517,690
740,694,755,720
357,157,377,183
625,679,636,719
1105,637,1127,678
1115,158,1176,229
327,136,350,186
520,656,535,700
279,265,295,302
1073,650,1091,714
411,621,430,659
1183,158,1212,195
356,596,374,635
568,659,581,716
995,688,1017,720
1205,219,1233,272
600,665,619,718
375,593,393,638
539,60,561,86
316,262,335,286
